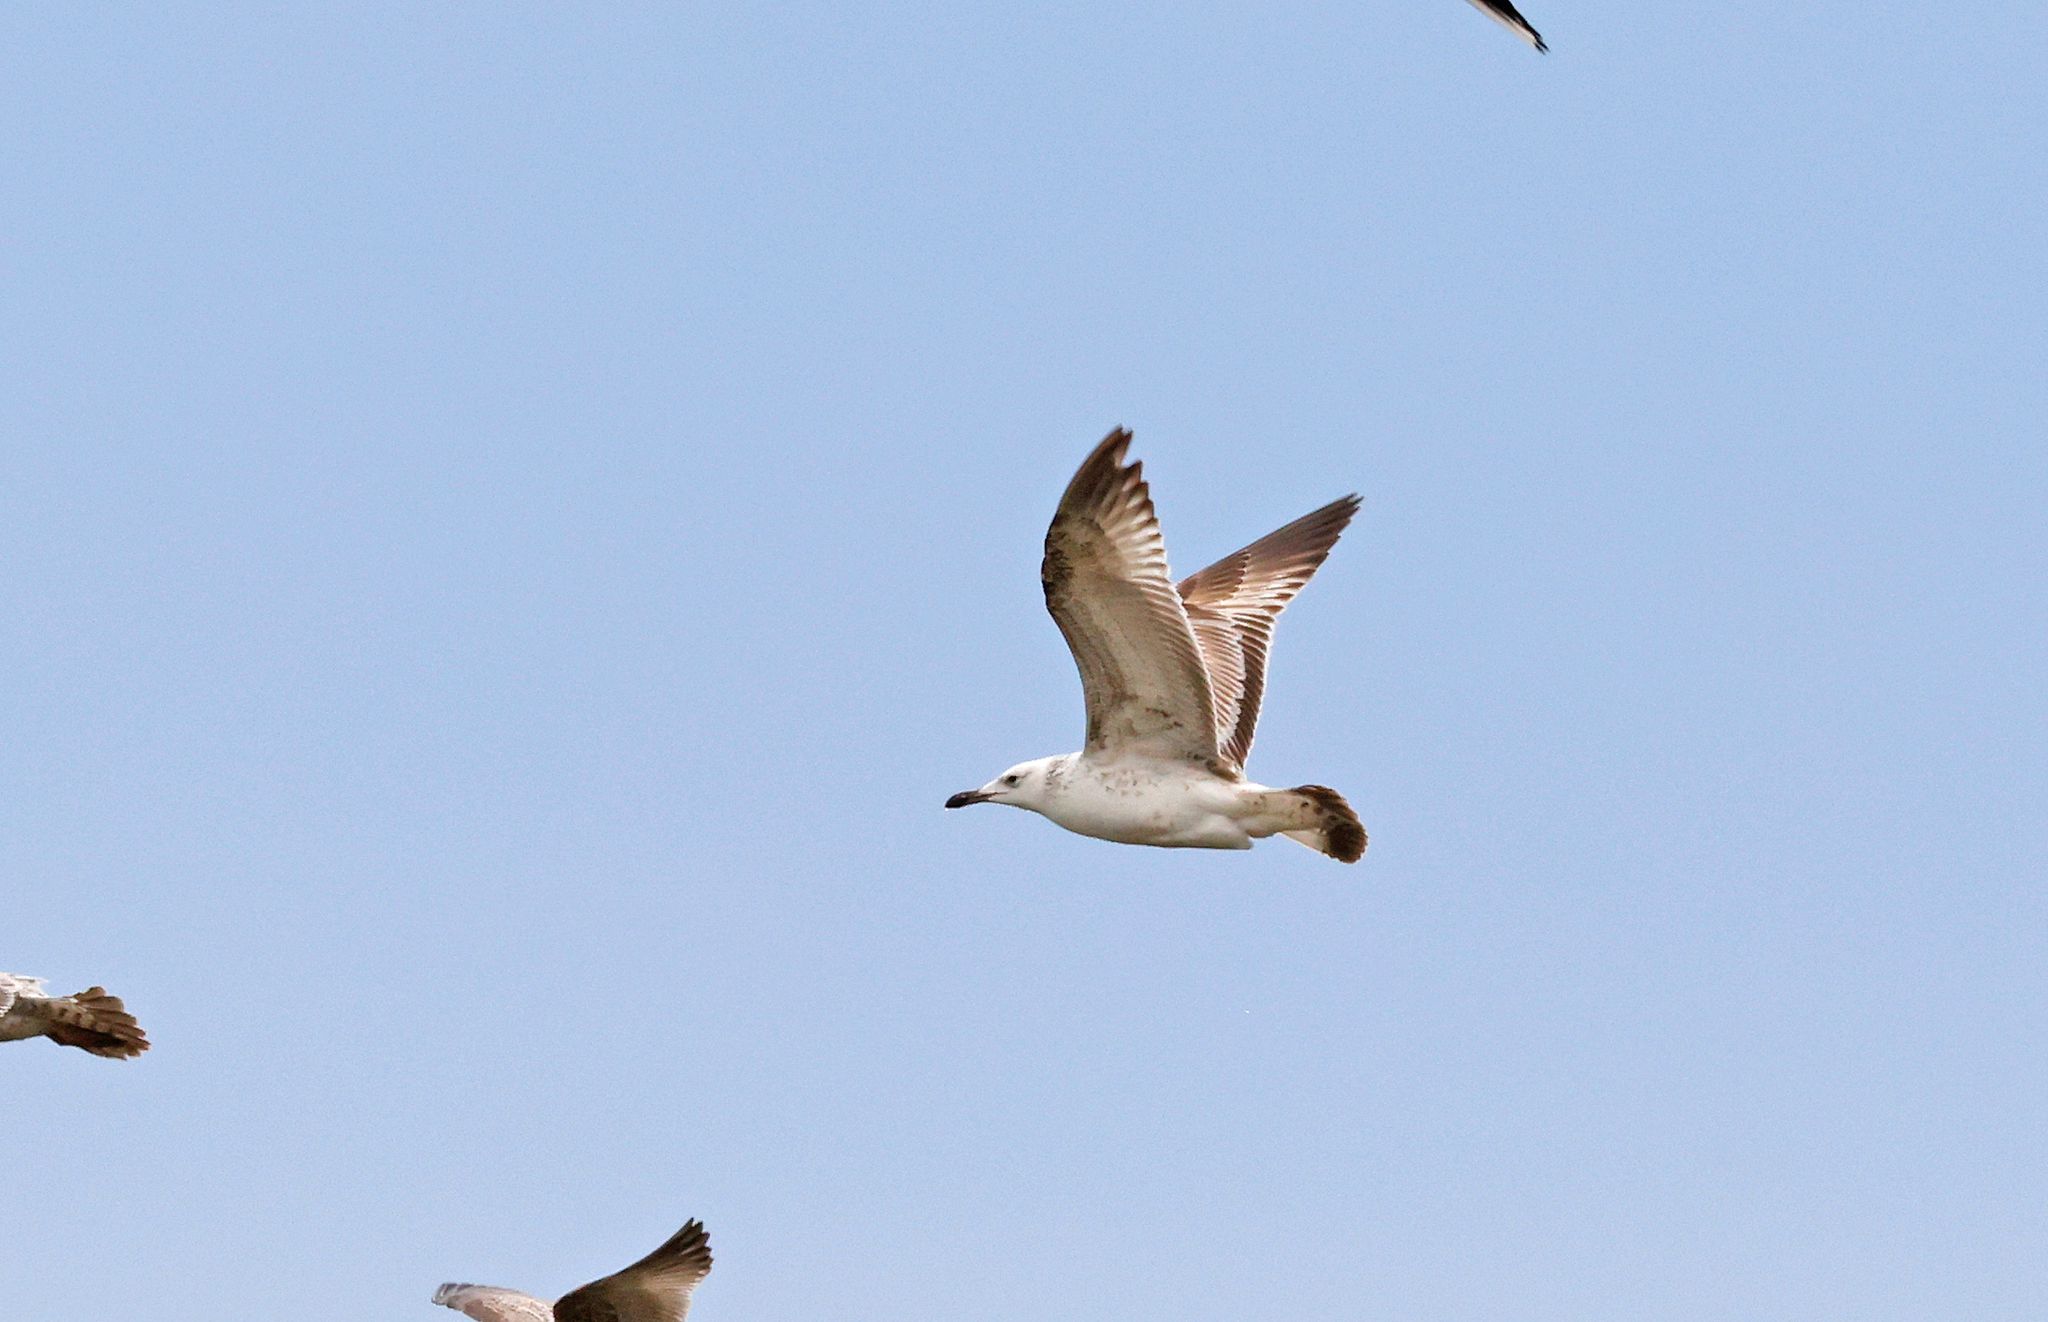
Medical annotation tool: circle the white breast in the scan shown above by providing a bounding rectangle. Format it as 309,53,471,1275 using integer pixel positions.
1042,758,1248,848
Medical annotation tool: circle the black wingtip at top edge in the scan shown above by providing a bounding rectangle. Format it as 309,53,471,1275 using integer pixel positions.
1469,0,1548,53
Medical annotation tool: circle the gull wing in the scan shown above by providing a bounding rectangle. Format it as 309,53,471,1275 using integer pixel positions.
1041,430,1220,762
553,1219,714,1322
431,1284,555,1322
1178,494,1360,770
42,986,150,1058
1463,0,1547,50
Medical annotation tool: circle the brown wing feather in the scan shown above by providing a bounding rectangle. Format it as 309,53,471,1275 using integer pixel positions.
43,986,150,1059
554,1219,713,1322
1041,429,1220,761
1177,494,1359,769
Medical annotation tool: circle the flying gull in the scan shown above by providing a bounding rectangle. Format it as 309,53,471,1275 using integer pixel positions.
434,1217,713,1322
0,972,149,1058
946,429,1367,862
1465,0,1547,51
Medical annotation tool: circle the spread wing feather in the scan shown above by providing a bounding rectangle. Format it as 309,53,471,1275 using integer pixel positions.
1041,429,1220,762
43,986,150,1058
553,1219,714,1322
1178,494,1360,770
0,975,149,1058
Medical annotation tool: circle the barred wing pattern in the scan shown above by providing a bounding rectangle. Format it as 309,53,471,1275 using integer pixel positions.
1042,429,1220,762
1178,494,1361,770
0,973,149,1058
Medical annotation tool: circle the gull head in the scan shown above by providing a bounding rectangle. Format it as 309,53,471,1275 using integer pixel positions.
945,757,1058,812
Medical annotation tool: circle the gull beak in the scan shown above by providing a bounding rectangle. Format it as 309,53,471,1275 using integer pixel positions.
945,789,992,809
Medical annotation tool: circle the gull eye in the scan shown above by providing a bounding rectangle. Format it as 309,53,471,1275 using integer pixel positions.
1003,774,1021,786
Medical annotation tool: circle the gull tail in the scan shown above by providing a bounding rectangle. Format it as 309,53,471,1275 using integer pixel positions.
1275,785,1367,863
46,986,150,1058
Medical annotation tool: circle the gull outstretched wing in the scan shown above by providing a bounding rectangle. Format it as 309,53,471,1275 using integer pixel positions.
1178,493,1360,770
553,1219,714,1322
1042,430,1220,762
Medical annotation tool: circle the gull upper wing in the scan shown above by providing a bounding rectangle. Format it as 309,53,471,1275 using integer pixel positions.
432,1284,555,1322
1178,494,1360,770
553,1218,714,1322
1463,0,1547,50
1041,430,1221,762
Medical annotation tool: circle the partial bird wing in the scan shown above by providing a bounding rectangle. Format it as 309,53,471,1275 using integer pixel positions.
42,986,149,1058
1177,495,1360,770
554,1219,714,1322
1,972,48,1004
1464,0,1547,51
431,1284,555,1322
1041,430,1220,762
0,974,20,1018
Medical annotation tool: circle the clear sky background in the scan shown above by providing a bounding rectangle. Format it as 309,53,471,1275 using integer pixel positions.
3,5,2043,1320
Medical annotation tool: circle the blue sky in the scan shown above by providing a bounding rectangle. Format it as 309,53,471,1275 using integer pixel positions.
3,5,2043,1319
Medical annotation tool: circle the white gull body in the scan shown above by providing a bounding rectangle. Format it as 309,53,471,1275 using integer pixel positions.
947,429,1367,863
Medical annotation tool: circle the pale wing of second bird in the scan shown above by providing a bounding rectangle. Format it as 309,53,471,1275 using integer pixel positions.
434,1218,713,1322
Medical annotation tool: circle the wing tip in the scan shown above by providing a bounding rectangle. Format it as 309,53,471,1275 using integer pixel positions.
1078,426,1132,470
1275,491,1365,558
644,1216,714,1280
1068,426,1136,492
54,986,151,1058
1054,427,1159,539
1469,0,1547,51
